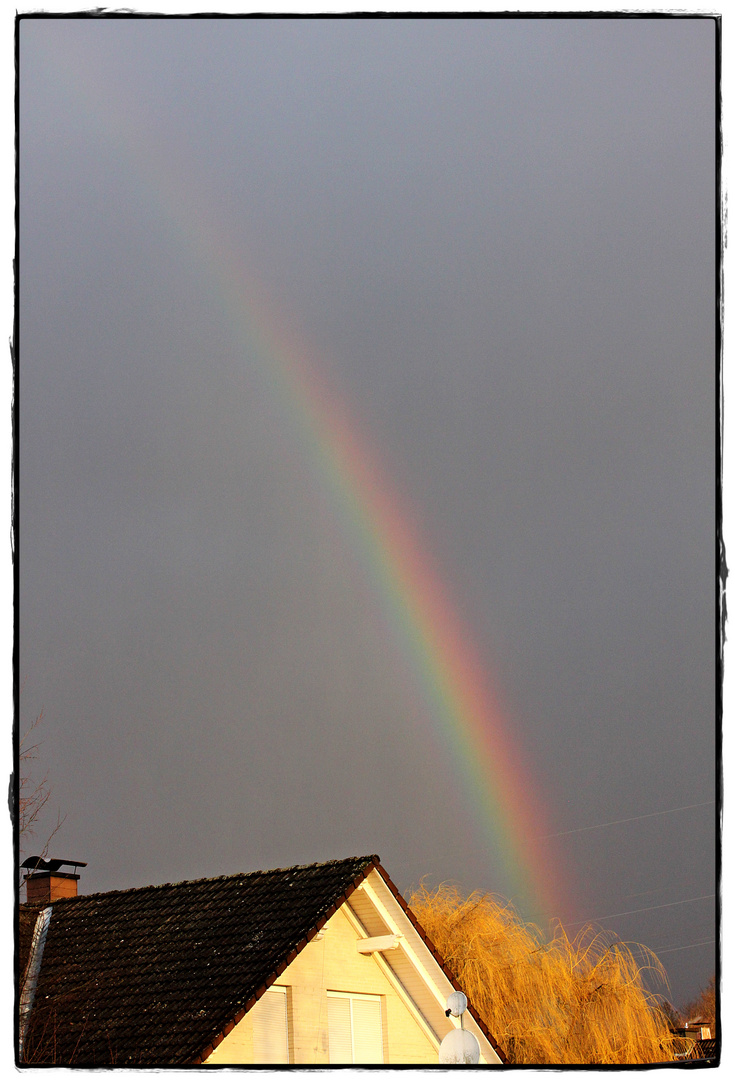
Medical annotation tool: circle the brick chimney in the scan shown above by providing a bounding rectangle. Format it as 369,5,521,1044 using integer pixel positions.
22,857,87,903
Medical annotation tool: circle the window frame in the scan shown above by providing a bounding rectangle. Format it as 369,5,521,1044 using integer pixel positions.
326,990,384,1065
252,985,290,1065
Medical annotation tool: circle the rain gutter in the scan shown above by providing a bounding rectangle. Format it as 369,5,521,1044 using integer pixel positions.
18,905,53,1062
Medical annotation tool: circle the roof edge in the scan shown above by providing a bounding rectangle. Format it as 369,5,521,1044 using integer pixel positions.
372,862,508,1064
35,854,383,907
190,855,380,1065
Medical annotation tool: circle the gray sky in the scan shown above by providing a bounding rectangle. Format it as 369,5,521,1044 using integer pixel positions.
18,14,716,1011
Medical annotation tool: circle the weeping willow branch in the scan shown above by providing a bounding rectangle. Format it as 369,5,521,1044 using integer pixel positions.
410,882,678,1065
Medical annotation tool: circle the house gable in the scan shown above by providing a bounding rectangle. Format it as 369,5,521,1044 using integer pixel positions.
19,855,504,1066
204,866,503,1065
20,854,379,1066
205,904,440,1065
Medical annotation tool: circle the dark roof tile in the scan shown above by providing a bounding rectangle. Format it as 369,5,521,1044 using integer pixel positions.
21,854,378,1066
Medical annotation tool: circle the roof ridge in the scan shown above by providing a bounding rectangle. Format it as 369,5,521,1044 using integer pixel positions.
192,855,380,1063
40,853,380,904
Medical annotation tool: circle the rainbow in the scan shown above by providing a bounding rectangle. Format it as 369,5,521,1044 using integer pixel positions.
36,35,569,925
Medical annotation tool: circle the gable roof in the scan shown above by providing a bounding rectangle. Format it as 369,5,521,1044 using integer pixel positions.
21,854,376,1066
19,854,505,1066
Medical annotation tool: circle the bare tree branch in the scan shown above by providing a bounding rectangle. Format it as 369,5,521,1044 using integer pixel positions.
19,712,66,869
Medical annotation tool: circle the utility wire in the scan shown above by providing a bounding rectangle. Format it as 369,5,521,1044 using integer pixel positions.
565,894,715,928
652,940,716,956
539,801,715,840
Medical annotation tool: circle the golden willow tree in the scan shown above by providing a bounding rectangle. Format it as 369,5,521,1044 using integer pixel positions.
410,883,678,1065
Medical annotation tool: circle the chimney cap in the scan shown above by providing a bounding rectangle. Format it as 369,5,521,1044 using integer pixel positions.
21,856,87,874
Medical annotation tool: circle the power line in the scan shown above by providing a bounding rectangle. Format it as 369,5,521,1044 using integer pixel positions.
565,894,715,928
539,801,715,840
652,940,716,956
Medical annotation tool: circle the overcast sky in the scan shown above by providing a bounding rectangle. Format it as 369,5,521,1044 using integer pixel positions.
18,14,716,1011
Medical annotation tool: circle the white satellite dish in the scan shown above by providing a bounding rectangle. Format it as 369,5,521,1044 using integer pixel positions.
439,1027,481,1065
445,990,468,1018
439,991,480,1064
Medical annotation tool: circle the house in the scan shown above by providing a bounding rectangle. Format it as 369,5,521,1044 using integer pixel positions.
669,1023,717,1063
18,853,506,1066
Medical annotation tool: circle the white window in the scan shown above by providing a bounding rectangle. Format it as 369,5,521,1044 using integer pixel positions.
327,991,384,1064
252,986,290,1064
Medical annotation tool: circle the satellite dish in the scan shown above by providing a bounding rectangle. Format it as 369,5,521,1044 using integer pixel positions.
445,991,468,1018
439,992,480,1064
439,1027,481,1065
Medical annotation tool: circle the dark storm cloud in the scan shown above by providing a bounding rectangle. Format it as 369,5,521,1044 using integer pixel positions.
18,15,716,1008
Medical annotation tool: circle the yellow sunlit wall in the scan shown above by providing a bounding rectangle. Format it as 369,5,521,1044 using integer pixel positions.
204,906,439,1065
